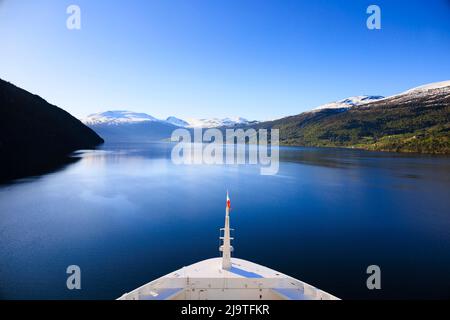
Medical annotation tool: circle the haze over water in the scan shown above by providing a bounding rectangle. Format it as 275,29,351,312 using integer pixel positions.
0,142,449,299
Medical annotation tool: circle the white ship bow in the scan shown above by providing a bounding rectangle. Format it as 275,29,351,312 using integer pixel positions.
118,193,339,300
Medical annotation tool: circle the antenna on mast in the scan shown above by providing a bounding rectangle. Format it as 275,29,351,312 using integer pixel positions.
219,191,233,270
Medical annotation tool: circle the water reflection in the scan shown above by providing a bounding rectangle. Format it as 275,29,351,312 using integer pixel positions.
0,142,449,299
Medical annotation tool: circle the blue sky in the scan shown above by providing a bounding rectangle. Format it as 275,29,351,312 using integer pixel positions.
0,0,449,120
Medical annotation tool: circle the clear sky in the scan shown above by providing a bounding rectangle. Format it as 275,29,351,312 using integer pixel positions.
0,0,449,120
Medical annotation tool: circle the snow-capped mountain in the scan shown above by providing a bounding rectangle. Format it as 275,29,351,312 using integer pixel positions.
80,79,449,146
184,117,253,128
346,80,450,107
310,81,450,113
82,111,179,142
312,95,384,112
165,116,190,127
81,111,257,142
82,111,254,128
255,80,450,154
404,80,450,94
83,111,158,125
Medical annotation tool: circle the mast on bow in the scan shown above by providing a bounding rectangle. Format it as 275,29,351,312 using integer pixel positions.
219,191,233,270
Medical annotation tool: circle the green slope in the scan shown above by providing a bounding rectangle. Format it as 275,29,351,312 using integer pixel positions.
248,88,450,154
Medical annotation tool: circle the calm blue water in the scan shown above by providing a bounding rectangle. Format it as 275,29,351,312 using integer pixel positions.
0,143,449,299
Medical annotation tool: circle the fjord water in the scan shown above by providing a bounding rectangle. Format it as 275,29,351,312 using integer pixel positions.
0,143,449,299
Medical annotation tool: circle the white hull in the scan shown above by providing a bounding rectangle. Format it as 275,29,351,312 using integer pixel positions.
118,193,339,300
118,257,339,300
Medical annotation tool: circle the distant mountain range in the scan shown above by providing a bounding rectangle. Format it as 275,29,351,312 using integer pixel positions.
83,111,256,128
183,117,257,128
2,77,447,183
244,80,450,154
165,116,189,127
82,81,449,153
81,97,391,138
82,111,257,142
0,79,104,182
83,110,158,125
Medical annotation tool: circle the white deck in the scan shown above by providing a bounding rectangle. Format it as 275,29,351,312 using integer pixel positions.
118,257,339,300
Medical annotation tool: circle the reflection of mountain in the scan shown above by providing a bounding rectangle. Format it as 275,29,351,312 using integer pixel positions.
244,81,450,154
0,79,104,182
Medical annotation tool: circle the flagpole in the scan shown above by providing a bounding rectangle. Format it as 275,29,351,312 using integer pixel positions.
220,191,232,270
